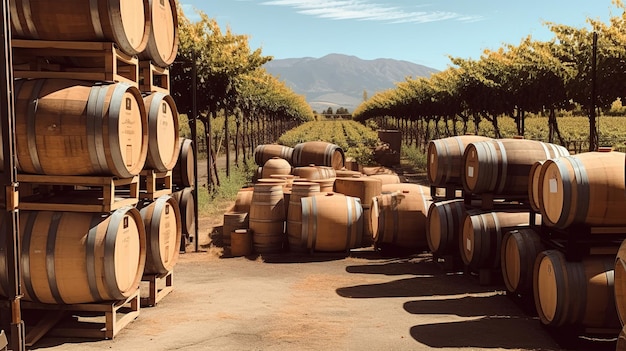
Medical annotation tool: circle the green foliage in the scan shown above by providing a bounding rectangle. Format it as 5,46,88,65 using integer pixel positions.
402,144,428,172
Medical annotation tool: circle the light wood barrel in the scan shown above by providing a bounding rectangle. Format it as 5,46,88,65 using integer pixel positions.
10,0,150,56
533,250,619,328
249,182,286,254
311,179,335,193
427,135,491,187
292,165,336,180
254,144,294,166
370,185,432,250
138,0,179,67
172,138,194,188
426,199,466,256
368,174,401,185
538,151,626,229
143,92,180,172
171,187,195,240
501,228,545,294
335,169,362,178
301,193,364,252
528,161,544,212
231,229,253,257
138,195,181,275
223,212,249,247
287,182,321,251
463,139,569,196
234,187,254,213
0,207,146,304
292,141,345,170
614,240,626,325
261,157,292,179
460,211,530,269
13,79,148,178
334,177,382,206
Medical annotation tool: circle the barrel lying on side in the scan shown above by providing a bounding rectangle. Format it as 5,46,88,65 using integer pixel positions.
138,195,182,275
254,144,294,167
143,92,180,172
426,199,467,256
139,0,179,67
172,138,195,188
10,0,150,56
427,135,491,187
500,228,545,295
0,207,146,304
13,79,148,178
292,141,345,170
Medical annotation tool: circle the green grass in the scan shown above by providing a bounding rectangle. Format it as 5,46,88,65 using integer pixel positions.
197,158,257,218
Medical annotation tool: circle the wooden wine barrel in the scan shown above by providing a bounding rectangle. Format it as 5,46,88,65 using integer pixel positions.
311,179,335,193
427,135,491,187
381,183,425,194
462,138,569,196
370,185,432,251
223,212,249,247
13,79,148,178
334,176,382,206
501,228,545,295
533,250,619,328
231,229,253,257
335,169,362,178
138,0,179,67
171,187,195,239
618,327,626,351
138,195,182,275
292,141,345,170
234,187,254,213
292,165,336,180
528,160,545,212
261,157,292,179
426,199,466,256
301,193,364,252
10,0,150,56
460,211,530,270
0,207,146,304
249,182,286,254
254,144,294,166
538,151,626,229
614,239,626,325
172,138,195,188
286,182,321,252
143,92,180,172
368,174,401,185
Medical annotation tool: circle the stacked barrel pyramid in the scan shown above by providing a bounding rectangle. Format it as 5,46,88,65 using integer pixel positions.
0,0,194,339
426,135,626,344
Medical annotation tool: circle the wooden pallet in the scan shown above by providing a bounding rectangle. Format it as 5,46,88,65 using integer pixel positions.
17,174,139,212
139,61,170,93
12,39,139,86
22,290,140,346
536,223,626,261
141,270,174,307
140,170,173,200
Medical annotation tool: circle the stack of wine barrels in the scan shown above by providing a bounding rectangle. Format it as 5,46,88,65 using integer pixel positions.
3,0,183,313
527,148,626,333
172,138,196,251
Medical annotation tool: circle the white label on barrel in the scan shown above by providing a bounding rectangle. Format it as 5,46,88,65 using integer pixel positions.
466,238,471,251
467,167,474,178
549,179,557,193
430,154,434,164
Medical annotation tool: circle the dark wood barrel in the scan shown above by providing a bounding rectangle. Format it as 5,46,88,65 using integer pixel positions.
222,212,249,247
138,0,179,67
292,141,345,170
292,165,336,180
427,135,491,187
538,150,626,229
172,138,194,188
254,144,294,166
426,199,466,256
501,228,545,295
13,79,148,178
462,138,569,196
528,161,544,212
143,92,180,172
534,250,619,328
10,0,150,56
370,185,431,251
231,229,253,257
138,195,181,275
301,193,363,252
460,211,530,270
614,239,626,325
0,207,146,304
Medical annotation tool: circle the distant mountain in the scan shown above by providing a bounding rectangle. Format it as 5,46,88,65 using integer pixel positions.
264,53,439,113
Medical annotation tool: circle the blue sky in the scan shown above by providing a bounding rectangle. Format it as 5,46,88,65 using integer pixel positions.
180,0,616,71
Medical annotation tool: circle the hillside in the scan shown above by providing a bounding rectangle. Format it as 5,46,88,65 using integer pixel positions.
264,54,439,112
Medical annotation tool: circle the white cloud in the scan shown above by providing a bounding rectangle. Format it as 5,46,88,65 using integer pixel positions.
260,0,481,23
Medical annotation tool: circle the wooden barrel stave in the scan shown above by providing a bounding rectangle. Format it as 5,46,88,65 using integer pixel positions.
172,138,195,188
143,92,180,172
249,183,286,254
286,182,321,251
